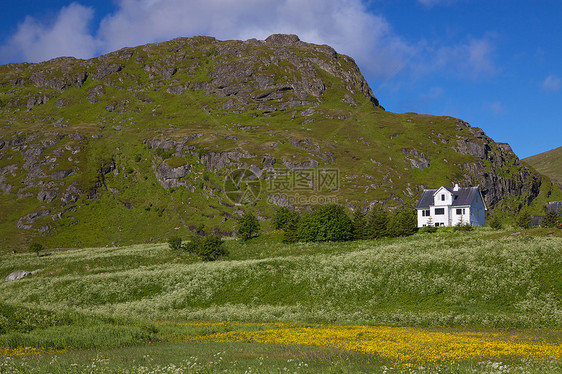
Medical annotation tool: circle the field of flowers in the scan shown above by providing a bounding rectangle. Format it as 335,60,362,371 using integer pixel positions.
182,322,562,363
0,228,561,372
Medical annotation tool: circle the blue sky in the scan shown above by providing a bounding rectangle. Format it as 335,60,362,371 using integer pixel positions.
0,0,560,159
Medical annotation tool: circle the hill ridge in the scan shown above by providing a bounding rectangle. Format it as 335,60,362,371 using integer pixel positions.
0,34,554,249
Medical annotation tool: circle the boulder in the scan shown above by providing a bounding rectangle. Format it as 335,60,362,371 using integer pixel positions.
4,270,31,282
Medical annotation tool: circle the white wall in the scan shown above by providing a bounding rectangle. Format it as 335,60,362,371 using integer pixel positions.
451,207,470,226
434,187,453,206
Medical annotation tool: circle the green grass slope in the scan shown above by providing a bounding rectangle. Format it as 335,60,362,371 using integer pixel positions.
524,146,562,186
1,230,561,330
0,35,552,250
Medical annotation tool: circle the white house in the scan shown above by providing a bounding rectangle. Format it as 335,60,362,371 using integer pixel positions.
416,184,487,228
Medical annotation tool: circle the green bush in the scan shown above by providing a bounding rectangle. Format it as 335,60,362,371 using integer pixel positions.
273,207,299,230
541,210,561,228
421,217,438,233
237,212,260,241
489,215,503,230
297,204,352,242
29,242,44,257
184,235,227,261
454,222,474,231
167,236,182,251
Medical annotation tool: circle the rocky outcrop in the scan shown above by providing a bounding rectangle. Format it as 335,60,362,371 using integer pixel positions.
402,148,430,169
199,151,256,171
452,126,541,207
155,162,191,189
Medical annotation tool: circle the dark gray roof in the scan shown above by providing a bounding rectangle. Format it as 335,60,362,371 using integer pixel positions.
416,187,481,209
549,201,562,213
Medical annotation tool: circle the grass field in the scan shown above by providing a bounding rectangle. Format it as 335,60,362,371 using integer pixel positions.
1,228,561,372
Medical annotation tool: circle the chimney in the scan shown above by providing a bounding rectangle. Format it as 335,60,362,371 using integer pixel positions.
453,183,459,191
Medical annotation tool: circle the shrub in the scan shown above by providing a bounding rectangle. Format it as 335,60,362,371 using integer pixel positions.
489,215,503,230
542,210,561,228
184,235,227,261
421,217,438,233
237,212,260,241
167,236,182,251
273,207,299,230
454,222,474,231
29,242,44,257
515,209,531,229
297,204,352,242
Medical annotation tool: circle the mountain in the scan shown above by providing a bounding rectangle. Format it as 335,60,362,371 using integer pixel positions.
0,34,552,249
523,147,562,186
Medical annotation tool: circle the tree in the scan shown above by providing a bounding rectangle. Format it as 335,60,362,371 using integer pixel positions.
297,204,352,242
351,207,367,240
273,207,299,230
168,236,182,251
542,209,561,228
366,205,388,239
282,213,300,243
29,242,43,257
387,206,416,238
237,212,260,241
515,209,531,229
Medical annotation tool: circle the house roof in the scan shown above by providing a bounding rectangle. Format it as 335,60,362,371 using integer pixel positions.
416,186,482,209
549,201,562,213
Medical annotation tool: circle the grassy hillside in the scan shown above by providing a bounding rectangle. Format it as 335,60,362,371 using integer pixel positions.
524,146,562,186
0,35,552,250
1,230,561,328
0,229,561,372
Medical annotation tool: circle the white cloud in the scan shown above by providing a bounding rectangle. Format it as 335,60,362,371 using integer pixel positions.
96,0,413,79
0,0,497,86
0,3,98,63
418,0,456,7
542,75,561,92
429,37,498,79
488,101,505,116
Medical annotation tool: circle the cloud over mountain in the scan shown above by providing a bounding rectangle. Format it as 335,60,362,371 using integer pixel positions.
0,0,498,85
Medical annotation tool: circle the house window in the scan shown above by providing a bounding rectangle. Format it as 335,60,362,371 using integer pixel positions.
422,209,430,216
456,208,462,215
435,208,445,215
435,223,439,227
441,194,445,201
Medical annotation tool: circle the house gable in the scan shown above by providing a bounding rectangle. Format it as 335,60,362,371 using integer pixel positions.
416,185,486,227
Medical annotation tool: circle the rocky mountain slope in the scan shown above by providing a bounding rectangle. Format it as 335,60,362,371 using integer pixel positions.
523,147,562,186
0,34,555,249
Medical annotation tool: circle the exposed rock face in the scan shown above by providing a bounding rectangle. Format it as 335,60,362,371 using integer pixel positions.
155,162,191,189
402,148,430,169
452,122,541,207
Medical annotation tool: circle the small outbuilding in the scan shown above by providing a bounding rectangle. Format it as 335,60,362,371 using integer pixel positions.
416,184,487,228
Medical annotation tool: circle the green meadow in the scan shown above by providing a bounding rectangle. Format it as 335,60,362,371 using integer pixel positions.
1,228,561,372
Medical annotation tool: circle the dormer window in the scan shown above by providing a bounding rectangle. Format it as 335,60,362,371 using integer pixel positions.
441,194,445,201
